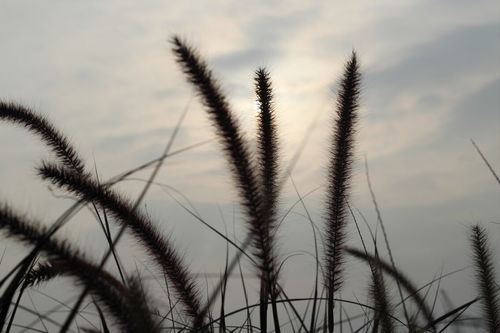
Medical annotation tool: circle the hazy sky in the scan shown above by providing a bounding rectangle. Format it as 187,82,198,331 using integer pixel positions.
0,1,499,330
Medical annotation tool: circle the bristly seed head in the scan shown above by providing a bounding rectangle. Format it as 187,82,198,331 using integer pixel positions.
324,52,361,333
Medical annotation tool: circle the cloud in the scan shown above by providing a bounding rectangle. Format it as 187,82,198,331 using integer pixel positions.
443,77,500,140
348,22,500,162
365,23,500,108
212,47,281,71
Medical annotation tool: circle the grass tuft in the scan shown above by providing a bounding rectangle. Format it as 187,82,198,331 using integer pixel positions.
0,38,497,333
171,37,280,331
37,162,205,329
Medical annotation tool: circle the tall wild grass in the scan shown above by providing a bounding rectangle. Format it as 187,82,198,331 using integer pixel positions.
0,38,498,332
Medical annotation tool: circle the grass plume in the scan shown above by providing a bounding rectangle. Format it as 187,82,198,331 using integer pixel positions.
37,162,205,330
345,247,435,329
0,101,85,174
0,204,159,332
171,36,279,331
469,224,500,332
255,67,281,332
324,51,360,333
367,249,394,333
255,67,280,219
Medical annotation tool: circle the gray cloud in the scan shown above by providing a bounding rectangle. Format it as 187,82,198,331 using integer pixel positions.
243,5,321,46
365,23,500,104
443,77,500,139
212,47,280,71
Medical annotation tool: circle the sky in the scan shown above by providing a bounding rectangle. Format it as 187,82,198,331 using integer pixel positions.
0,0,499,331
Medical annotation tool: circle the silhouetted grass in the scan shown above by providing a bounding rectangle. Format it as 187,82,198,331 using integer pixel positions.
38,162,204,329
324,52,360,333
0,204,158,333
469,225,499,332
255,67,281,333
0,38,497,333
171,37,280,333
0,102,85,174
